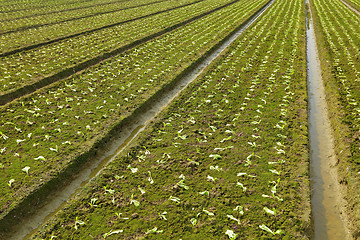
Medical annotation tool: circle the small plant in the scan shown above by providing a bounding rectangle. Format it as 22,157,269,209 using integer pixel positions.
225,229,238,240
115,212,129,220
199,190,209,197
103,229,123,238
236,182,247,192
203,209,214,216
259,224,282,235
159,212,167,220
22,166,30,175
89,198,98,207
138,186,146,194
127,165,138,173
233,205,244,215
227,214,241,224
263,207,276,216
187,158,199,166
74,216,85,230
168,196,180,203
148,171,154,184
8,179,15,187
130,194,140,206
145,227,163,234
176,180,189,190
209,154,221,159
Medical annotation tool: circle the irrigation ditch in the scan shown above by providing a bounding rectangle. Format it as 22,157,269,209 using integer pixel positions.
306,0,350,239
0,0,275,239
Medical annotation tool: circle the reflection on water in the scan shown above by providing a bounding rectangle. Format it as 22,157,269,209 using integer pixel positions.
306,1,347,239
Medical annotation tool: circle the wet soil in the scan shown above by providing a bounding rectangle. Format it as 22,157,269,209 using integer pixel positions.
306,1,349,239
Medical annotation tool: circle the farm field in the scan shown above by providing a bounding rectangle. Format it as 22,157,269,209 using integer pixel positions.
31,0,311,238
0,0,238,101
0,0,359,239
0,0,271,237
0,0,210,52
0,0,168,32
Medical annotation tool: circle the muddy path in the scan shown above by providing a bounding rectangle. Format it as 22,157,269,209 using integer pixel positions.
306,0,349,239
5,1,275,239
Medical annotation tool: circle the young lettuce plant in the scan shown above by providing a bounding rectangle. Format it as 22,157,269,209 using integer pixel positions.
89,198,98,207
233,205,244,215
176,180,189,190
209,154,221,160
74,217,85,230
263,207,276,216
236,182,247,192
159,212,167,220
34,156,46,161
168,196,180,203
103,229,123,239
225,229,238,240
199,190,210,197
129,194,140,207
259,224,282,235
145,227,163,234
207,175,217,182
115,213,129,220
22,166,30,175
203,209,215,216
227,215,241,224
210,165,223,171
138,186,146,194
127,165,138,173
148,171,154,184
8,179,15,187
190,218,197,226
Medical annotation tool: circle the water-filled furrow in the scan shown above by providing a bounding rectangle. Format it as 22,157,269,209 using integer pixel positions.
8,1,274,239
306,0,348,239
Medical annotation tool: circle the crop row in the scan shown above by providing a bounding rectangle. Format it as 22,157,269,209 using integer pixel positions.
311,0,360,234
0,0,139,20
0,0,167,33
0,0,113,14
344,0,360,12
0,0,229,96
0,0,269,227
0,0,200,53
32,0,309,238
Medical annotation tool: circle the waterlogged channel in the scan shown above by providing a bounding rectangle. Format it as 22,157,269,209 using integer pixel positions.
8,1,275,239
306,1,348,239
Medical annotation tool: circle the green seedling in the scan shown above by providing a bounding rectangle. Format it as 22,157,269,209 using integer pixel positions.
22,166,30,175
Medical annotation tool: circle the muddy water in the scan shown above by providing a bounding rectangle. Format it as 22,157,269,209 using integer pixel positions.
306,1,348,239
9,1,274,239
